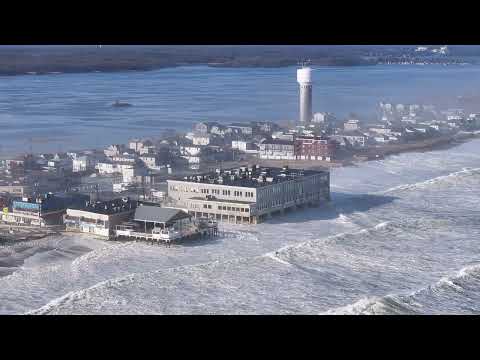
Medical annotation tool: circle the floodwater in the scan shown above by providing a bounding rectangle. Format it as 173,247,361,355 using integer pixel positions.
0,137,479,314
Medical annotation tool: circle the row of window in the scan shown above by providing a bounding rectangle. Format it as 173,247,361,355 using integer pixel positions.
201,203,250,213
218,205,249,213
170,184,256,198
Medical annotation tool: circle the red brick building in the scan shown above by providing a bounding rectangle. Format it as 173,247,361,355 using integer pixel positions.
294,136,338,162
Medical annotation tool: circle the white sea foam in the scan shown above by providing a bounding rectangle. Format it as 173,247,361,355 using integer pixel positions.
324,263,480,315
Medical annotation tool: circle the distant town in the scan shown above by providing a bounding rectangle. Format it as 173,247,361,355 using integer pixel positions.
1,61,480,246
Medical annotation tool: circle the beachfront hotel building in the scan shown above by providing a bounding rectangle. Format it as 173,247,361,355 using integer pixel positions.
167,165,330,224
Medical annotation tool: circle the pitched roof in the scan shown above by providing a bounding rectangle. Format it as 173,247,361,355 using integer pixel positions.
134,206,191,223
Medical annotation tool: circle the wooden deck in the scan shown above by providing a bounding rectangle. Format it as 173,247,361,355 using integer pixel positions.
114,223,218,244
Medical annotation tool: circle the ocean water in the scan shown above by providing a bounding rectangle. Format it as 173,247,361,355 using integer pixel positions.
0,137,479,314
0,64,480,155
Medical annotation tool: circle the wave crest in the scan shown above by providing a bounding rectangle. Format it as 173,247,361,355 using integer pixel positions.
381,167,480,194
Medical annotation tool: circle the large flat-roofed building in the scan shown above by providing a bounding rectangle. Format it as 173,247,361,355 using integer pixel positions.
167,165,330,224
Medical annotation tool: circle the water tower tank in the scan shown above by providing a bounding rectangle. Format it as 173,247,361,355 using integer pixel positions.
297,67,312,84
297,67,313,123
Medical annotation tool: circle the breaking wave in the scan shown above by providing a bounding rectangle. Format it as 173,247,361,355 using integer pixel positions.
380,167,480,194
323,264,480,315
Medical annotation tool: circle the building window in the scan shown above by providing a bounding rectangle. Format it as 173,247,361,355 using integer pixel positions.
227,207,231,211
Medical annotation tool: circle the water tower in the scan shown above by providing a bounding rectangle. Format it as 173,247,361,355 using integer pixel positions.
297,61,313,124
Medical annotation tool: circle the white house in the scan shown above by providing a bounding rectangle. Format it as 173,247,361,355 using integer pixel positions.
73,156,93,172
333,131,368,148
192,134,211,146
179,146,202,165
312,112,334,124
104,145,124,158
96,161,118,174
139,155,158,169
138,145,156,155
232,140,247,152
111,154,136,164
447,115,463,122
344,119,360,131
368,125,392,136
129,139,143,153
258,139,295,160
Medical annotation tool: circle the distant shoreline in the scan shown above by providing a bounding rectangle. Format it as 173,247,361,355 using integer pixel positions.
2,61,473,78
0,62,376,77
0,61,471,78
0,45,475,77
0,46,379,77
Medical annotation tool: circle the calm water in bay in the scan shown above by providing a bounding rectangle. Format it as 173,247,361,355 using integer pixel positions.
1,64,480,155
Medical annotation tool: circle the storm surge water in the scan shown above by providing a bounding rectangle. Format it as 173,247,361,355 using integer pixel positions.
0,138,479,314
